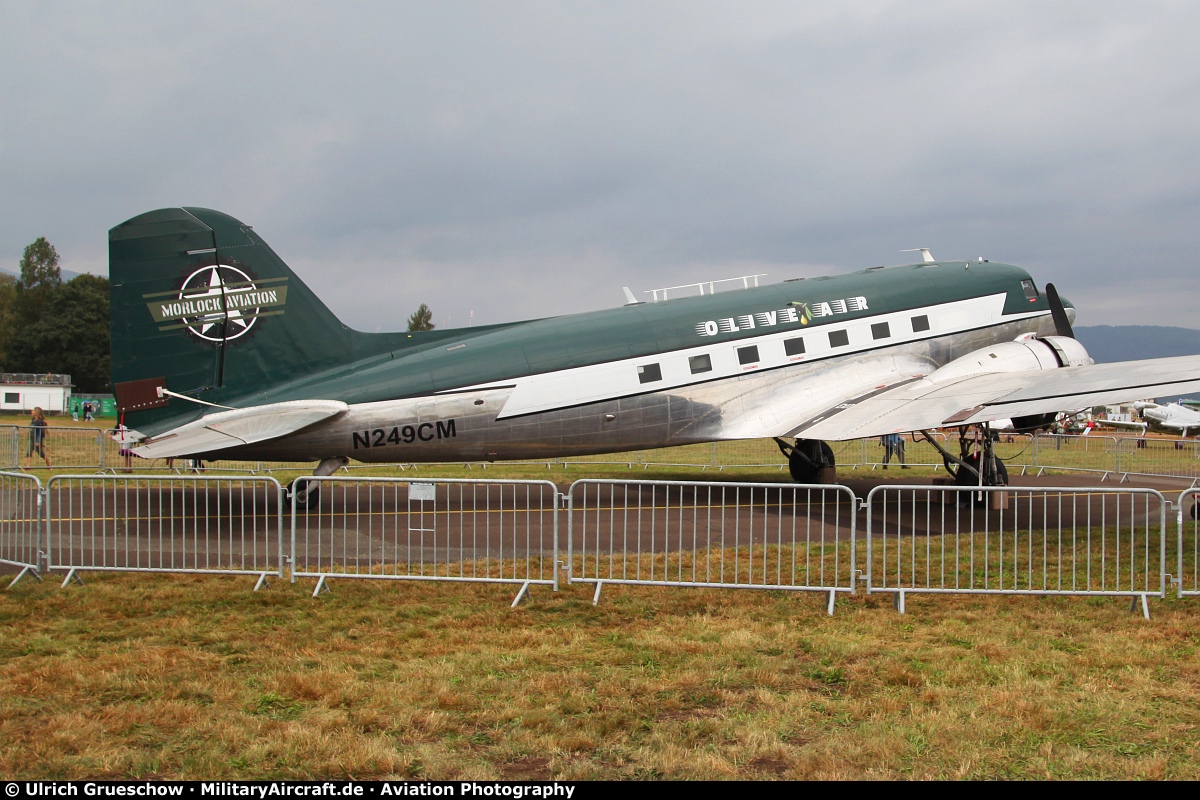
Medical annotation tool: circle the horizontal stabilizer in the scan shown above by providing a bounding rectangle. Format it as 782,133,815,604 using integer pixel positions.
127,400,348,459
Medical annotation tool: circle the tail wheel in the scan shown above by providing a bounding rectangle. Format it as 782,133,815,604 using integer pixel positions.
788,440,835,484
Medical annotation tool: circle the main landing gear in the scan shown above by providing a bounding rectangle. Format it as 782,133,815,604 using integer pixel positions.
918,425,1009,490
283,456,350,511
774,438,836,484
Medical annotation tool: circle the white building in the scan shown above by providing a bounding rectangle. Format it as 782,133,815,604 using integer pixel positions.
0,373,72,414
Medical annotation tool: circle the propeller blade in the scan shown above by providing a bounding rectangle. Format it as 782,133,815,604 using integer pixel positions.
1045,283,1074,338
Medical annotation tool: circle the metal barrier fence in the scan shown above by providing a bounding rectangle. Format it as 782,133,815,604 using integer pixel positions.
16,426,107,471
1030,435,1119,479
0,471,43,586
1115,437,1200,483
289,477,560,603
1177,489,1200,598
44,475,284,588
567,480,857,613
866,484,1168,616
0,427,16,469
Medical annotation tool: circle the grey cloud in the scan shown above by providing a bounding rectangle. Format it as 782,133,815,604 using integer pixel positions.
1,2,1199,330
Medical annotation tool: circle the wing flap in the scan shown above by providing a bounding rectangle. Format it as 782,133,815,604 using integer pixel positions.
129,400,348,459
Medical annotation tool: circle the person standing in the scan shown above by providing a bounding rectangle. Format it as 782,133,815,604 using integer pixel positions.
25,406,50,468
882,432,907,468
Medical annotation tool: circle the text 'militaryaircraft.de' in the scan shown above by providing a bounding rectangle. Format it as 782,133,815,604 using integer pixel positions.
110,207,1200,502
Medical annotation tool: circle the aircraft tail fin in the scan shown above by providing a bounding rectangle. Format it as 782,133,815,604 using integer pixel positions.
109,207,407,432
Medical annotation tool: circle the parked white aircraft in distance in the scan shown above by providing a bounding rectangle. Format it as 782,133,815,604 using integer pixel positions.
1099,401,1200,437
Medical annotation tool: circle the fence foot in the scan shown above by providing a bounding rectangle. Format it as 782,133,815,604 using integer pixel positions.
8,565,40,588
312,575,330,598
60,568,84,588
253,573,269,592
1129,594,1150,620
893,590,906,615
592,580,604,606
825,589,836,617
511,580,531,608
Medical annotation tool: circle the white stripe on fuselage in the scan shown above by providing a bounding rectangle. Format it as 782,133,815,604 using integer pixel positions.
444,293,1049,420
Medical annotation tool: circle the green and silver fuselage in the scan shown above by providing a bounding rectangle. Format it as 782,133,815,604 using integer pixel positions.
110,207,1064,464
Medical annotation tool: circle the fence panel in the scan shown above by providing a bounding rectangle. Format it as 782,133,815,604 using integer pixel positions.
567,480,857,611
16,427,105,470
0,427,18,469
0,471,43,584
1177,489,1200,598
290,477,560,598
866,484,1167,613
1031,434,1119,478
45,475,284,585
1114,437,1200,482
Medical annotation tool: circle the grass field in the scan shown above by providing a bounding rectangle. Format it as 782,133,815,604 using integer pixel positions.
2,571,1199,780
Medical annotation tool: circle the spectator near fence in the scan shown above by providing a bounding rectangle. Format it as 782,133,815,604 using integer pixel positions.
880,433,907,468
24,406,50,468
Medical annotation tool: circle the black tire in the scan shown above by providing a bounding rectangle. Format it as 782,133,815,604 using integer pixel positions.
788,440,836,484
953,454,1009,487
284,479,321,512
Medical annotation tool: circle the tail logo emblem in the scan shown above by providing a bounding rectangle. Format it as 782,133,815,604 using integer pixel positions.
145,265,289,342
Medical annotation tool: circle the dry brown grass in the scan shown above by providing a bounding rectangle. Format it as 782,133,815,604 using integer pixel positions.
2,571,1199,779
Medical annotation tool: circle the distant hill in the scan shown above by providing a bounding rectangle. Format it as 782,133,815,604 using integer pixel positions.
0,266,85,281
1074,325,1200,363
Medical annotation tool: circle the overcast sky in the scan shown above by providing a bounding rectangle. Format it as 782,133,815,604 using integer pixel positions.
2,1,1198,330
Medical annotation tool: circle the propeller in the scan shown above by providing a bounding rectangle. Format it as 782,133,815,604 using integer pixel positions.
1045,283,1074,339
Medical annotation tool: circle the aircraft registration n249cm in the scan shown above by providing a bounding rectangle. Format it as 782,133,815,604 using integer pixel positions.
111,207,1200,501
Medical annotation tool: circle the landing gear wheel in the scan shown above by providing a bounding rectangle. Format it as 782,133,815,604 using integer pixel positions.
953,453,1009,488
284,479,321,511
788,440,836,484
954,453,1008,506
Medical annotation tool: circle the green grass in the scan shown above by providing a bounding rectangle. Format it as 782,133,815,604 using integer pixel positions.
2,571,1199,779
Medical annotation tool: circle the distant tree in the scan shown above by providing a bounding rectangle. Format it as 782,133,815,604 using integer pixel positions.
5,237,110,391
0,273,17,365
8,273,110,392
9,237,65,361
407,303,435,332
18,237,62,290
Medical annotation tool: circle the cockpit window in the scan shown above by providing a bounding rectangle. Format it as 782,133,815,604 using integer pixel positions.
1020,279,1039,303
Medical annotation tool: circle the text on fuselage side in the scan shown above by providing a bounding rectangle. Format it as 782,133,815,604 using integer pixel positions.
353,420,458,449
694,296,868,337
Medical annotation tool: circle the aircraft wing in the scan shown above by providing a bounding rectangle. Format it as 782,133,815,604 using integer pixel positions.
126,400,348,459
766,355,1200,441
1093,418,1148,433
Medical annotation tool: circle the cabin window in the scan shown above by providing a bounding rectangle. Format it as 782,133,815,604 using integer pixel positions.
737,345,759,365
4,393,16,404
637,363,662,384
828,330,849,348
689,354,712,374
871,322,890,340
1021,279,1039,302
784,337,805,356
911,315,930,333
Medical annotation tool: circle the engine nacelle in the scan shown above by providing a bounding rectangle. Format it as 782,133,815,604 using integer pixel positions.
927,335,1093,385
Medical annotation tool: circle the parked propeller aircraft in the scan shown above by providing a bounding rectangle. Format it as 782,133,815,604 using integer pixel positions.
110,208,1200,503
1100,401,1200,437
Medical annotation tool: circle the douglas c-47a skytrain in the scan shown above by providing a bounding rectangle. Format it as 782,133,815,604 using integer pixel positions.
110,207,1200,502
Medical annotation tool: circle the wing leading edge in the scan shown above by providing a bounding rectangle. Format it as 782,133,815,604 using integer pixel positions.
770,355,1200,441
